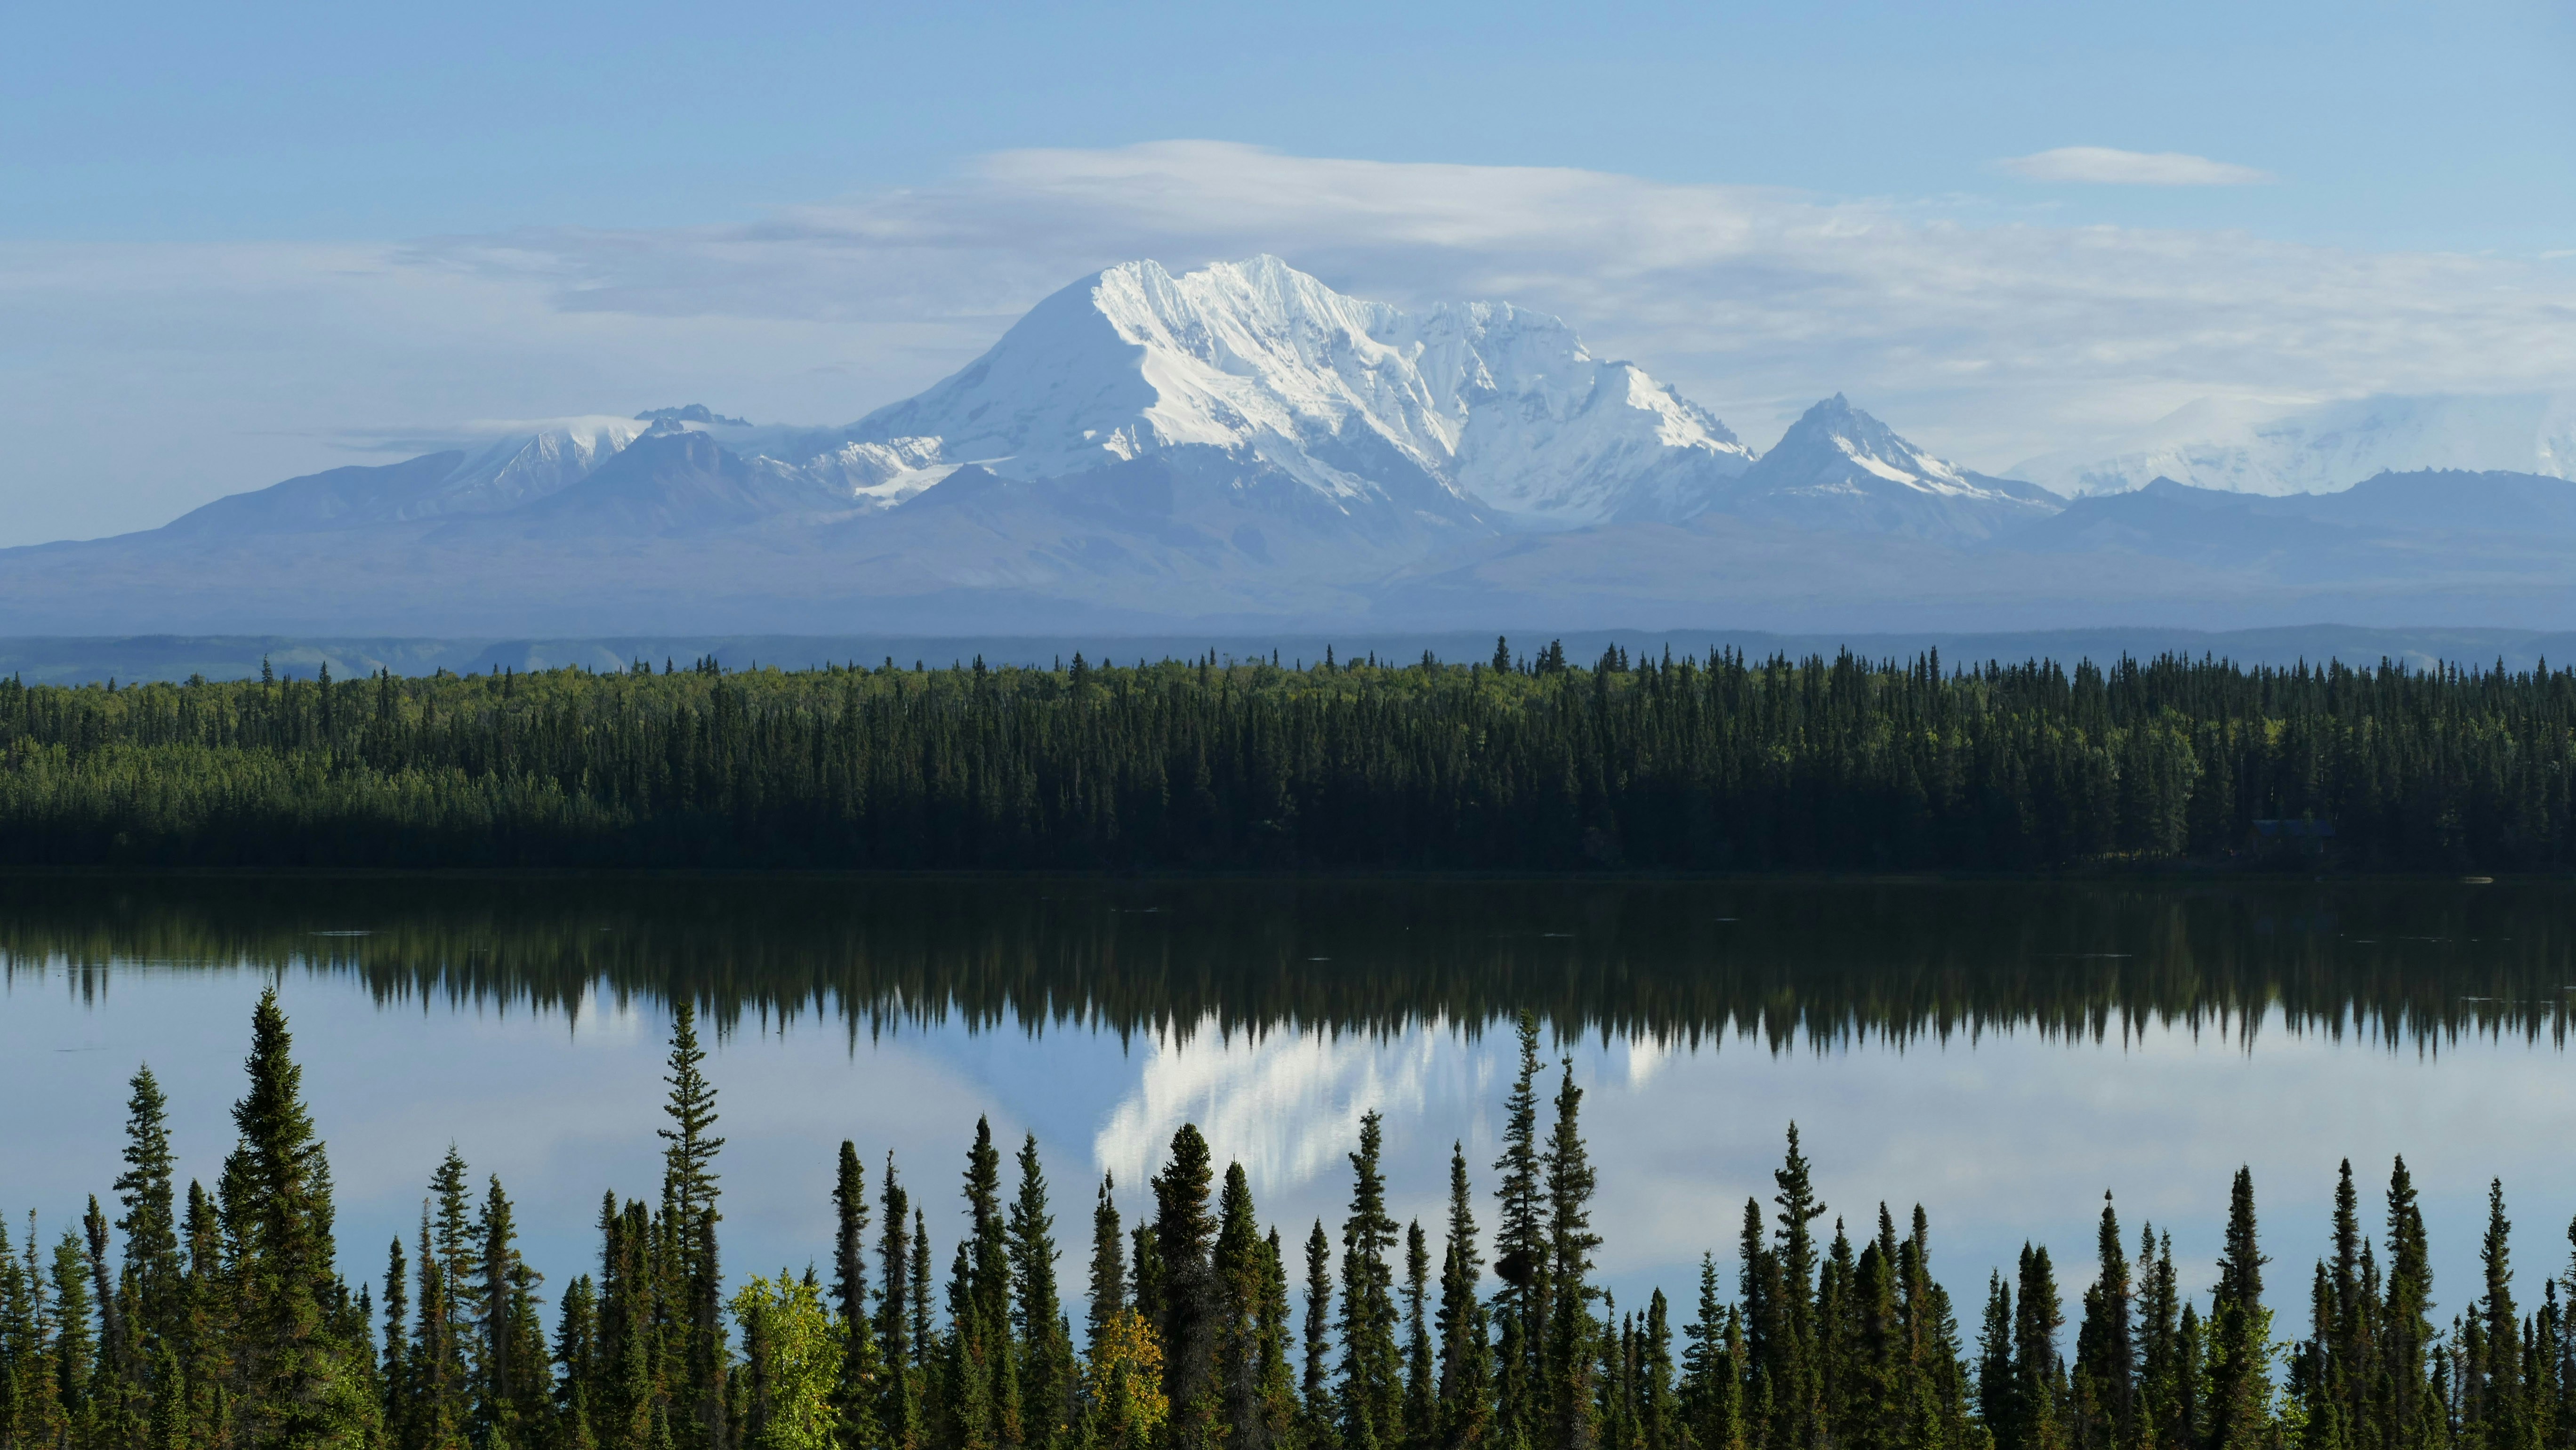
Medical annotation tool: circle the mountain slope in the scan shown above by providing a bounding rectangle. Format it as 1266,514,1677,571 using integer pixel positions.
837,256,1749,527
2006,469,2576,582
1719,395,2062,542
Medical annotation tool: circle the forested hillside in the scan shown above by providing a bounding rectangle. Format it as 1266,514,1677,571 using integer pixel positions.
1,643,2572,869
2,995,2560,1450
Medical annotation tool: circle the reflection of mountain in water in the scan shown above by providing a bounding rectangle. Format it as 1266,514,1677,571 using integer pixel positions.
1,876,2568,1052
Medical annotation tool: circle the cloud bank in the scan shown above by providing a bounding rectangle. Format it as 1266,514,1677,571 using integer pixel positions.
1997,146,2277,186
7,140,2573,545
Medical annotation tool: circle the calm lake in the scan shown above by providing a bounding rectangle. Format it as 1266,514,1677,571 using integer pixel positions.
5,874,2572,1333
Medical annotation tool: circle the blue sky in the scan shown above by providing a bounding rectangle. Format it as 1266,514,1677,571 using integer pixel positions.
5,0,2573,542
14,0,2568,248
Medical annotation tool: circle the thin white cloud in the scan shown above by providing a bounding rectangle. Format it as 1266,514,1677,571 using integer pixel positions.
1997,146,2276,186
4,140,2570,544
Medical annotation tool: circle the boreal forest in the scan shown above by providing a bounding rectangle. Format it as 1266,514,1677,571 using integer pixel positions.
1,644,2573,870
0,995,2564,1450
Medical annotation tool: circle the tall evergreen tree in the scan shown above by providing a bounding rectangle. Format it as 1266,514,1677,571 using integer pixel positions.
113,1066,182,1372
2205,1168,2270,1450
1010,1135,1072,1450
1154,1125,1220,1447
1770,1126,1828,1450
2012,1244,2066,1450
1087,1176,1124,1355
1305,1222,1338,1450
1435,1145,1493,1450
1493,1015,1548,1445
1403,1223,1435,1450
2072,1195,2133,1450
657,1004,729,1450
832,1142,886,1450
2467,1181,2528,1450
1543,1060,1602,1450
1213,1164,1280,1450
219,989,376,1450
879,1156,920,1450
1340,1113,1404,1450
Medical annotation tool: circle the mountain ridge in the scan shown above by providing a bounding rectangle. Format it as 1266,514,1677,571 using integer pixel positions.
9,256,2576,635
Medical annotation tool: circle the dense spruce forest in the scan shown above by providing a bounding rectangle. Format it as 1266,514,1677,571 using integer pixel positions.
8,993,2573,1450
2,644,2574,870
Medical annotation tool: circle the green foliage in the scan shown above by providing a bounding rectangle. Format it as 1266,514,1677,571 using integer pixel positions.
730,1272,842,1450
7,648,2576,869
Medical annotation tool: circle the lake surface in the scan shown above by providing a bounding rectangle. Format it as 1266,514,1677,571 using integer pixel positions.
5,874,2572,1336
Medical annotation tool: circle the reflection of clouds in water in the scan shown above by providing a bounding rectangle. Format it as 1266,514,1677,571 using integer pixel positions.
1623,1034,1671,1090
1095,1016,1451,1194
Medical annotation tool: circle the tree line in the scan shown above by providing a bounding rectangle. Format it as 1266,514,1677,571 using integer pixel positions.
2,644,2574,868
8,995,2576,1450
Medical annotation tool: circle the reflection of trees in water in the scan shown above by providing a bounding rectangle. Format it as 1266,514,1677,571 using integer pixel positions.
1,876,2567,1053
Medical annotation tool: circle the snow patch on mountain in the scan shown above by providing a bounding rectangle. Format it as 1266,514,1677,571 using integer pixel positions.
1389,301,1752,524
2013,393,2576,497
420,418,652,519
840,256,1750,526
1724,395,2062,542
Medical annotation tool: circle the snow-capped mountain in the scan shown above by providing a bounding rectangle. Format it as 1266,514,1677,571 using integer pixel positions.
39,253,2576,638
1721,395,2062,542
164,417,652,534
831,256,1750,527
2012,393,2576,497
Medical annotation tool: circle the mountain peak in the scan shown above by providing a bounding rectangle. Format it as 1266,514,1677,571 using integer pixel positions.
844,255,1751,526
1725,395,2061,541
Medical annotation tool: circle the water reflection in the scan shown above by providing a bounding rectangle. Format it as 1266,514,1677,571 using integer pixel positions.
4,874,2571,1049
5,874,2575,1343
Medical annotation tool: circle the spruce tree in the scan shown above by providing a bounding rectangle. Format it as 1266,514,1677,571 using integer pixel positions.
1154,1125,1220,1445
220,989,375,1450
1770,1126,1828,1450
657,1003,729,1450
1213,1164,1277,1450
557,1274,605,1450
2469,1181,2528,1450
1640,1291,1680,1450
1436,1145,1493,1450
879,1156,920,1450
51,1229,96,1439
385,1236,414,1450
2383,1159,2435,1450
1340,1112,1404,1450
1680,1256,1732,1450
1403,1223,1435,1450
2134,1229,2185,1450
416,1203,470,1450
1493,1014,1548,1443
1255,1229,1302,1450
113,1066,182,1369
950,1116,1018,1450
1304,1222,1338,1450
1087,1176,1125,1354
2012,1244,2065,1450
1544,1060,1602,1450
1011,1135,1073,1450
2072,1195,2133,1450
1980,1273,2016,1450
2205,1168,2270,1450
910,1210,934,1402
832,1142,886,1450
